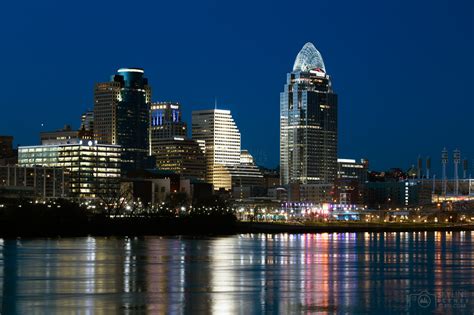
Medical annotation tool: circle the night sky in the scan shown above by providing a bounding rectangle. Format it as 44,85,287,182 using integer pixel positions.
0,0,472,174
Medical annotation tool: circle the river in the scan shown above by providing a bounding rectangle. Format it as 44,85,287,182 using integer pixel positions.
1,232,473,314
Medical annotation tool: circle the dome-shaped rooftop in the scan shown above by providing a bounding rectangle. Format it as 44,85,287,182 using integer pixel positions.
292,42,326,72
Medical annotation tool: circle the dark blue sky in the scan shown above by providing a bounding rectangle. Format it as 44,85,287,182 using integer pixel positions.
0,0,472,174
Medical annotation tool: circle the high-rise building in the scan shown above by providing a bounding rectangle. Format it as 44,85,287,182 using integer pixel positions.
280,42,338,186
192,109,241,190
94,68,151,172
18,142,121,199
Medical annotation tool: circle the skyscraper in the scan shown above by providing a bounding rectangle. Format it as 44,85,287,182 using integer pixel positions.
192,109,241,190
94,68,152,172
280,42,338,186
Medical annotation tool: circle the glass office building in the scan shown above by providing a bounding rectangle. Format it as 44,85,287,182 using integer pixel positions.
280,42,338,186
18,142,121,199
94,68,151,172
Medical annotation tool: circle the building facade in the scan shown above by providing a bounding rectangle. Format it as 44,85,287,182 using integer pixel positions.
280,42,338,186
18,142,121,199
0,165,68,200
228,150,264,198
192,109,241,190
152,137,206,181
81,110,94,131
94,68,151,172
150,102,187,148
40,125,93,145
335,158,369,204
149,102,205,179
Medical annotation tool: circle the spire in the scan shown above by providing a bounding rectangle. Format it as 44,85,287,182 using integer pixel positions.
293,42,326,72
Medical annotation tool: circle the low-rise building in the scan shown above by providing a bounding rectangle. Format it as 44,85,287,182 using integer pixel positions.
0,165,68,200
18,142,121,199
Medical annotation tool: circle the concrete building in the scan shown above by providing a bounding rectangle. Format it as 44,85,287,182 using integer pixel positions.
288,183,333,204
152,137,206,181
149,102,187,147
40,125,93,145
335,158,369,204
149,102,206,180
192,109,241,190
364,180,420,209
122,169,195,206
0,165,68,200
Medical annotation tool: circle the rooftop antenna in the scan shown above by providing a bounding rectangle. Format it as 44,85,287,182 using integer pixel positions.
214,97,217,110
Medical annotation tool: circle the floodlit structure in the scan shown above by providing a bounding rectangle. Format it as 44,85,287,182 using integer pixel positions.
280,42,338,187
192,109,241,190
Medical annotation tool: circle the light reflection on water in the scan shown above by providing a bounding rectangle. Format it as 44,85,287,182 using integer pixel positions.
0,232,473,314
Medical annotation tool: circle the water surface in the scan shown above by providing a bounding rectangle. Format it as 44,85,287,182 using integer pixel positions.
1,232,473,314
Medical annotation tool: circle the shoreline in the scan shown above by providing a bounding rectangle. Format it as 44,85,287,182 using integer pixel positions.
235,222,474,233
1,219,474,238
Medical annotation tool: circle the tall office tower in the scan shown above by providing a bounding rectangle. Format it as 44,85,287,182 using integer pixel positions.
94,68,152,172
192,109,241,190
280,42,338,186
150,102,187,154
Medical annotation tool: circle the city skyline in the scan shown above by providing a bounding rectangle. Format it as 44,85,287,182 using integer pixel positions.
0,0,472,172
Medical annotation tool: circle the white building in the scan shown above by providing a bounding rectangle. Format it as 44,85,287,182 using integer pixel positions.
192,109,241,190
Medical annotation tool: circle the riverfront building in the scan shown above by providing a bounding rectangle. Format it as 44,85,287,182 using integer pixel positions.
280,42,338,187
0,165,68,200
18,142,121,199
